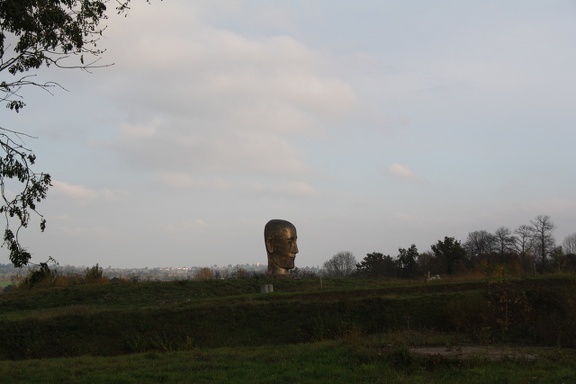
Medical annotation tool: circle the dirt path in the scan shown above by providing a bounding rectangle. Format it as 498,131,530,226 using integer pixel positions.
410,346,544,360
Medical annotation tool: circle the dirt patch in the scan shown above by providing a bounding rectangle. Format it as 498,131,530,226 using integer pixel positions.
410,346,539,360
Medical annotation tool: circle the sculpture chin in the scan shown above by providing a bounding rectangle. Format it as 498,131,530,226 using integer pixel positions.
279,256,296,269
268,256,295,273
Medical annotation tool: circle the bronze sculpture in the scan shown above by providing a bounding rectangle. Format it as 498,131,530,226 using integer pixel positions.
264,219,299,275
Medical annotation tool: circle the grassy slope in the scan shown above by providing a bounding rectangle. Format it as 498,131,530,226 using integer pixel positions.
1,336,575,384
0,275,575,360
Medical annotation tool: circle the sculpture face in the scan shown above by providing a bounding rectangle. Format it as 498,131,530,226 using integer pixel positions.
265,220,299,275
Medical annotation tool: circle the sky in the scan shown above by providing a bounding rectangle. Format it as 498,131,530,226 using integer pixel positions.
2,0,576,269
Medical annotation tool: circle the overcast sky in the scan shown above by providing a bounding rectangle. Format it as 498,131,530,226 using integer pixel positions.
4,0,576,268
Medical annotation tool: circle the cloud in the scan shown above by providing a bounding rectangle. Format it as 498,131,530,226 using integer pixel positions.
18,1,575,271
159,172,230,191
159,171,319,197
394,212,420,223
249,181,320,197
90,2,359,182
58,225,114,238
119,121,158,139
106,119,313,177
51,181,127,203
107,7,358,123
163,218,216,243
386,163,426,183
52,180,98,201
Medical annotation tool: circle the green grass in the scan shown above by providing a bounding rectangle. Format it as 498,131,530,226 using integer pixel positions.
0,274,575,380
0,335,574,384
0,278,495,359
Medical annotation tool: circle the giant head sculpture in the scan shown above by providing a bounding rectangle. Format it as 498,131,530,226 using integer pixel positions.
264,219,299,275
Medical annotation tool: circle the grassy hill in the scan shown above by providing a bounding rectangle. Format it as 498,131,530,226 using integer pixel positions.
0,275,575,383
1,275,575,361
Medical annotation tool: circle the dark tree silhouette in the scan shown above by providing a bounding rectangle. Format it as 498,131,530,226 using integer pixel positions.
530,215,556,273
356,252,396,278
431,236,467,275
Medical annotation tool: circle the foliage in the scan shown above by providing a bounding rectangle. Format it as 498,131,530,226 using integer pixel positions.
431,236,467,275
0,0,156,266
323,251,357,277
356,252,396,277
290,266,320,278
83,263,103,283
457,216,564,277
2,275,576,360
0,131,51,266
194,267,215,280
18,257,58,288
228,266,252,279
396,244,419,278
11,261,114,289
486,280,531,339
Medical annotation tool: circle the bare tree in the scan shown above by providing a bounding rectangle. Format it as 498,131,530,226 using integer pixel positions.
530,215,556,273
323,251,357,277
514,224,534,275
494,226,516,257
562,233,576,256
464,230,495,259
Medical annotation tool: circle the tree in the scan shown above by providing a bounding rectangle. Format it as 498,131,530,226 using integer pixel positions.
562,233,576,271
514,224,534,275
194,268,215,280
356,252,396,278
549,246,566,272
562,233,576,256
0,0,153,267
416,251,441,276
323,251,357,277
529,215,556,273
431,236,467,275
396,244,419,279
464,230,495,259
493,226,515,258
84,263,103,283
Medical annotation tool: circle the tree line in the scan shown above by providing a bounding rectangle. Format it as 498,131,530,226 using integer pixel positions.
323,215,576,279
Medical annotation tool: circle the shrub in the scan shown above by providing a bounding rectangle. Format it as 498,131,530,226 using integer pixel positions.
195,268,215,280
19,260,58,289
84,264,103,283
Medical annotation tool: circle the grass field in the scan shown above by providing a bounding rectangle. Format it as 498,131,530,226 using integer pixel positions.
0,275,575,382
1,334,575,383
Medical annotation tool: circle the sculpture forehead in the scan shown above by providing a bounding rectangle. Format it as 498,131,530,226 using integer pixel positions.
265,219,296,236
277,226,297,238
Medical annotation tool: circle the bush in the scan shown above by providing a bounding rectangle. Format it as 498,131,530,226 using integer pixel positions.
195,268,215,280
84,264,103,283
19,260,58,289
